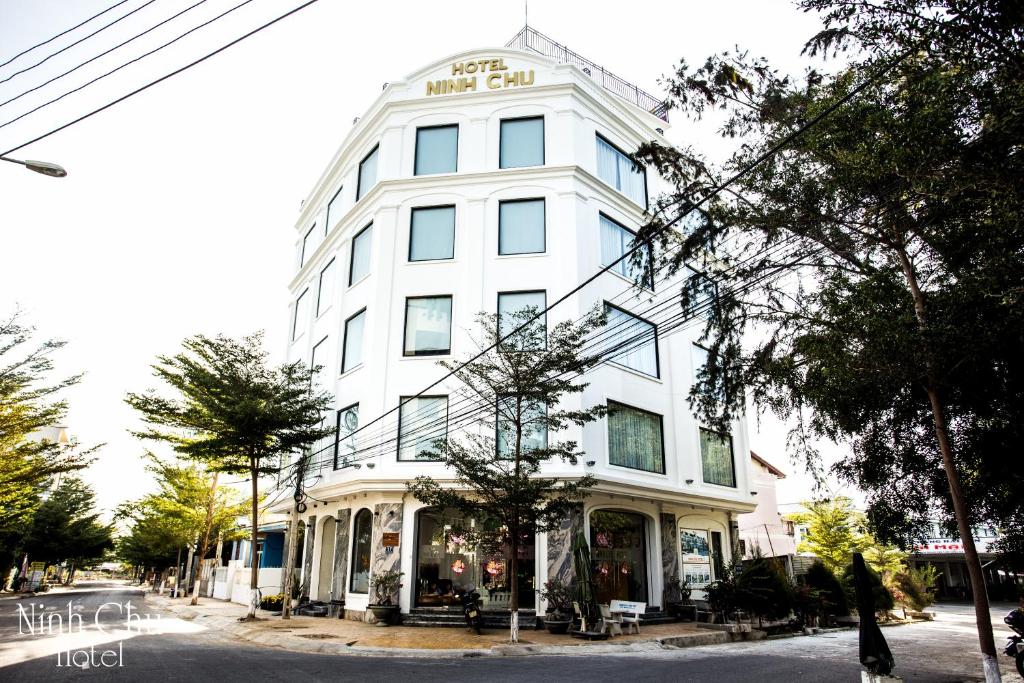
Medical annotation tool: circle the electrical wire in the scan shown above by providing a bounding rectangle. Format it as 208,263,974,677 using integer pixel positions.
0,0,321,158
0,0,160,86
0,0,214,111
0,0,130,70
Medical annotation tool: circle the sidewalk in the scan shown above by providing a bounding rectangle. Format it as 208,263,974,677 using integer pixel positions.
148,594,729,658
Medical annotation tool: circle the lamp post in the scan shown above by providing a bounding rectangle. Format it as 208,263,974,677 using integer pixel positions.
0,155,67,178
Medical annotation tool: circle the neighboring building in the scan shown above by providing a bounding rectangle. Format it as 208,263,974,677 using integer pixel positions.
274,28,756,621
738,451,796,575
908,522,1021,600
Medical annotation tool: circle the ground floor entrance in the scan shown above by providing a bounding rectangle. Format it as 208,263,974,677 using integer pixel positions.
413,508,535,609
589,509,648,604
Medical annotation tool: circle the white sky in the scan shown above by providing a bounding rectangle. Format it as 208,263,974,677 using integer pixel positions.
0,0,849,517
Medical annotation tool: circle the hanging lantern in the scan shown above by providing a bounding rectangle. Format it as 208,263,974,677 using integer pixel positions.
451,559,465,574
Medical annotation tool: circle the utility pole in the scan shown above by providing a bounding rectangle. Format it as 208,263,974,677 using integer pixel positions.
281,452,308,620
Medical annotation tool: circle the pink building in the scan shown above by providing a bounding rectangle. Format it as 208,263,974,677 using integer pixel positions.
738,452,797,574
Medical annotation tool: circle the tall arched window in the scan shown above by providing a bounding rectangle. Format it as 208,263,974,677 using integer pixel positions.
350,508,372,593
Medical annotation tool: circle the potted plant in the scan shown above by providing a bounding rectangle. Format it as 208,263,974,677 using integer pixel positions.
368,569,403,626
538,578,573,634
259,592,286,612
664,575,693,621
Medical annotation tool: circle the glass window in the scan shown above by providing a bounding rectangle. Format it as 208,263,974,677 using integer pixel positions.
600,214,652,289
292,289,309,341
607,400,664,473
596,134,647,206
498,199,545,255
683,265,716,317
317,258,335,317
334,403,358,469
398,396,448,461
341,309,366,373
350,508,372,593
604,303,658,377
357,145,378,201
327,186,344,230
415,125,458,175
497,290,546,348
590,509,647,603
301,224,319,267
349,223,372,286
497,395,547,458
310,336,328,389
409,206,455,261
700,428,736,487
500,117,544,168
404,296,452,356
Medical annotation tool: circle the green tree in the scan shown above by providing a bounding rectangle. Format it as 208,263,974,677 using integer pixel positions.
126,333,332,618
22,476,113,582
736,555,795,625
118,456,249,603
407,307,605,642
790,498,871,574
632,1,1021,672
0,311,95,582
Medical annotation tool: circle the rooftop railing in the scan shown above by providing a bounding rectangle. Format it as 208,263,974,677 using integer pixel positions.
505,25,670,122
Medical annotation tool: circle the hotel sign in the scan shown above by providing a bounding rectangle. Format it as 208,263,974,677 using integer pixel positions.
426,58,535,97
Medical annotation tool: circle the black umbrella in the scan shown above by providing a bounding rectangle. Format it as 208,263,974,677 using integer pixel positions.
853,552,895,675
572,532,600,630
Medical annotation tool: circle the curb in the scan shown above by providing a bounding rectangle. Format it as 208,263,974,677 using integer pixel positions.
153,598,731,659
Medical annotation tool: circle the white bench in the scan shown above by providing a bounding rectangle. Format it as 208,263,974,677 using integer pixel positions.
609,599,645,634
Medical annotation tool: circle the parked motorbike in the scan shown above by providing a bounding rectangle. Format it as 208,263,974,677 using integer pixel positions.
462,589,483,635
1003,609,1024,677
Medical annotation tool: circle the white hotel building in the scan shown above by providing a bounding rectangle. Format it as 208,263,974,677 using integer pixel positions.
278,29,755,623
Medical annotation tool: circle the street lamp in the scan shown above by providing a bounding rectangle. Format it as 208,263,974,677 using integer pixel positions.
0,155,67,178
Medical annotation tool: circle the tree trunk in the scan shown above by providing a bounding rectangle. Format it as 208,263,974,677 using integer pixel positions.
184,545,195,597
65,562,75,585
895,246,1000,682
509,537,519,644
247,457,260,618
281,512,299,619
191,471,220,605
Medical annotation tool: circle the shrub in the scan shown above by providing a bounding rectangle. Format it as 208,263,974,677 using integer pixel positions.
737,557,794,623
894,565,938,611
664,575,693,605
804,560,850,616
259,593,285,610
538,578,573,619
706,559,742,623
370,569,403,606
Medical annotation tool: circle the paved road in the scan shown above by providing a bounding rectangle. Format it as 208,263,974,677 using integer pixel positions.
0,583,1018,682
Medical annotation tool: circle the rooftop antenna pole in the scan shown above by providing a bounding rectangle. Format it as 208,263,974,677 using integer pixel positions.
524,0,528,28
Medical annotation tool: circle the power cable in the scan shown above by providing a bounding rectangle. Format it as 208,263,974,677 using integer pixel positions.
0,0,259,132
0,0,160,86
0,0,321,158
0,0,214,111
0,0,130,70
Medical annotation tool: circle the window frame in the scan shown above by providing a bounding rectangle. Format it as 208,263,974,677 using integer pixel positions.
326,185,344,231
356,144,379,201
414,123,459,176
348,223,372,287
397,394,449,461
606,399,667,475
599,212,654,290
301,224,317,267
333,402,359,470
316,258,336,317
495,393,548,460
402,295,453,357
310,335,329,387
291,289,309,341
408,204,456,262
499,116,545,169
699,427,737,488
603,301,660,378
341,308,367,374
497,197,546,256
497,289,547,348
349,508,373,593
595,133,649,209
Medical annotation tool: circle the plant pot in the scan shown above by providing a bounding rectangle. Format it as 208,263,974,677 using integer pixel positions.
369,604,400,626
543,616,572,634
